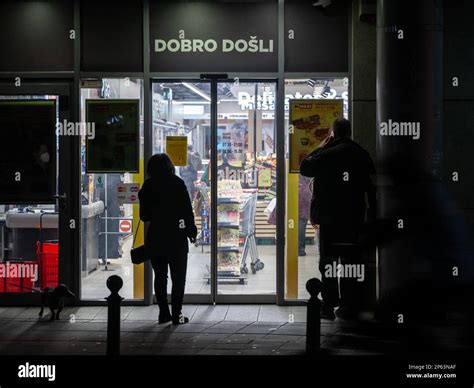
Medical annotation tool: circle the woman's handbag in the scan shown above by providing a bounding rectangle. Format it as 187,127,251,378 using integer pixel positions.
264,198,277,226
130,220,148,265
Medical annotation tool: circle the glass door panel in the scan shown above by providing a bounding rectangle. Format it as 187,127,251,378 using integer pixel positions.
151,81,212,298
0,94,61,295
216,81,277,295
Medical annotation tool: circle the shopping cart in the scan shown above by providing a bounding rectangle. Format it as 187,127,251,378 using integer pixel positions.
194,185,211,249
239,192,264,275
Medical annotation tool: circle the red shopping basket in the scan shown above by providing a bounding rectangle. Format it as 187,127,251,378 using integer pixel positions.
37,241,59,289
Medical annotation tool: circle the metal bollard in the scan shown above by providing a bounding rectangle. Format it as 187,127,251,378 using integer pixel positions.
306,278,322,355
106,275,124,356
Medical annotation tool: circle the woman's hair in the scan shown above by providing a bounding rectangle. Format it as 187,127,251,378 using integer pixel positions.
146,153,175,178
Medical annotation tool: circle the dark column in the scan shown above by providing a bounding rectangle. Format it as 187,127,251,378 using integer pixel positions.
351,0,377,309
376,0,445,322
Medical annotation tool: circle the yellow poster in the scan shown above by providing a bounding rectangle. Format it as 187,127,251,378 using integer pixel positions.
258,168,272,188
289,99,343,173
166,136,188,166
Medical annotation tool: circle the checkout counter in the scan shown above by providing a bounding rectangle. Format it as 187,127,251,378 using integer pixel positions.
4,209,58,262
0,201,105,275
81,201,105,275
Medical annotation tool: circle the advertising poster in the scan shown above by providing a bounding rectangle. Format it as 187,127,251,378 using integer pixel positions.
86,99,140,173
289,99,343,173
217,124,246,166
165,136,188,166
258,168,272,188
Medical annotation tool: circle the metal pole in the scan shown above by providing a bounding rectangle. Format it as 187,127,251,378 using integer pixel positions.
210,79,218,304
102,173,109,270
276,0,286,304
253,82,258,185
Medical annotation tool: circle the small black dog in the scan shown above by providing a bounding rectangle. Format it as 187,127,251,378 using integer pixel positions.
39,284,75,321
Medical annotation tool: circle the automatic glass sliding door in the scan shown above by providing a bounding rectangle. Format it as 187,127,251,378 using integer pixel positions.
215,81,277,298
151,81,213,302
150,79,277,303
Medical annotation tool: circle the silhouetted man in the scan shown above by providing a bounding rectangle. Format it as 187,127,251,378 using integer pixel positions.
300,118,376,320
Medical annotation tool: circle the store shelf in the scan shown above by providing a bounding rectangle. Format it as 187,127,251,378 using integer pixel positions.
217,222,239,228
217,198,240,205
217,246,239,252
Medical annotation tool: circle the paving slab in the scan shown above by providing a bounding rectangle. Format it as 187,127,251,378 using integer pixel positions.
0,305,410,356
225,305,260,322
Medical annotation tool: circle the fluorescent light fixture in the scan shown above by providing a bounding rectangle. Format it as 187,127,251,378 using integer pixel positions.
172,101,211,105
183,105,205,115
313,0,332,7
218,99,239,102
182,82,211,102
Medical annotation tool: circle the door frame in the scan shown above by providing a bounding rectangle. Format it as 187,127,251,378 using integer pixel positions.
149,77,278,305
0,79,77,306
76,77,149,306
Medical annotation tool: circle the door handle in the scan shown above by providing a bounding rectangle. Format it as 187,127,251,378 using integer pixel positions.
54,193,67,211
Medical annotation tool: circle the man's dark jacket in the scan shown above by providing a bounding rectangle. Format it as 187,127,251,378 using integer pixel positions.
138,174,197,256
300,137,376,226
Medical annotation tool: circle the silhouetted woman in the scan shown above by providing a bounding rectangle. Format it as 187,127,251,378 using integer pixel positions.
138,153,197,325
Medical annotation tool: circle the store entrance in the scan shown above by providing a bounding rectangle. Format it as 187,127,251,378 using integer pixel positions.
0,81,74,304
152,79,277,303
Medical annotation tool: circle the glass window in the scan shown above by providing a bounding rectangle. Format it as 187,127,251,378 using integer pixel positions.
80,78,144,300
284,78,349,300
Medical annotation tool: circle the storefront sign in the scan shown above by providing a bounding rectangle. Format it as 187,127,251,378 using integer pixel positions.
166,136,188,167
289,99,343,173
150,2,277,72
155,38,273,54
237,90,349,112
116,183,140,205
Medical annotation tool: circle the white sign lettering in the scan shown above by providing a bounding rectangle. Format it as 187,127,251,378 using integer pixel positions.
155,36,274,54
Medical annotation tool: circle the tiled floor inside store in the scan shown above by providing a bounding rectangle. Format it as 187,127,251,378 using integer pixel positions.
81,237,320,300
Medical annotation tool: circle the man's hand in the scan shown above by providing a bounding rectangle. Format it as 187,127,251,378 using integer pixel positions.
320,133,334,147
189,236,196,244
